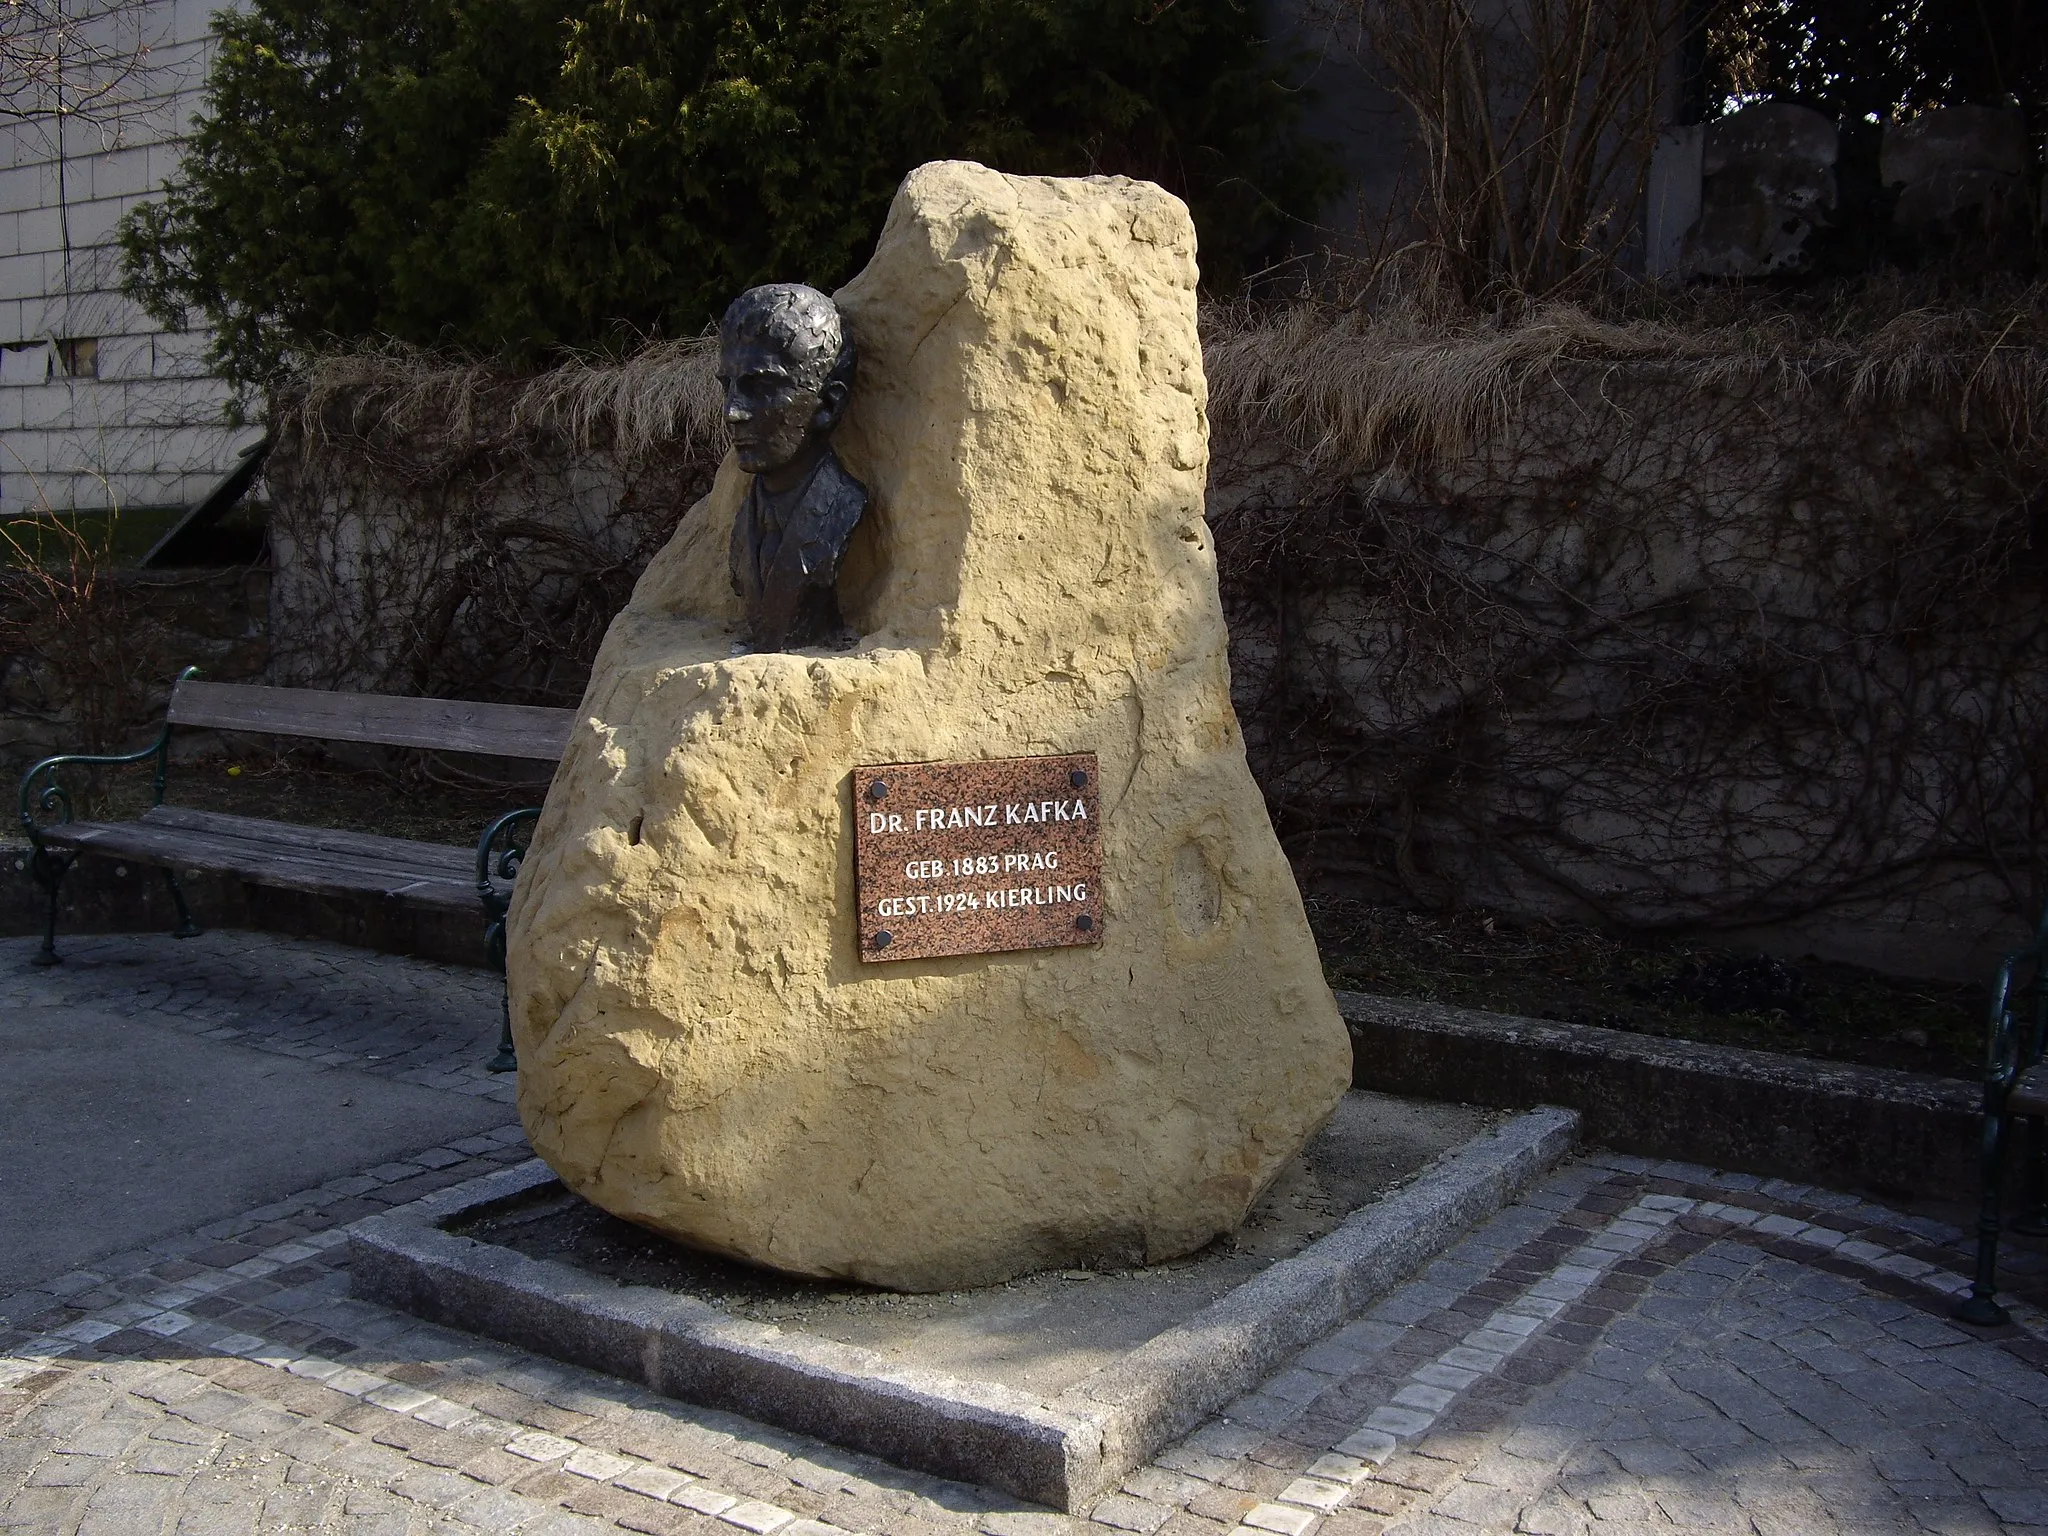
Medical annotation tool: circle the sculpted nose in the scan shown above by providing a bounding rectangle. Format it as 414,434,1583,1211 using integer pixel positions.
725,398,749,423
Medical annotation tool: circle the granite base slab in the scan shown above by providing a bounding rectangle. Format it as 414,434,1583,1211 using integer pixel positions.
349,1103,1578,1509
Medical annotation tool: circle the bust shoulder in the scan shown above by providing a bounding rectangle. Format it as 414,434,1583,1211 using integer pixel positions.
806,452,869,538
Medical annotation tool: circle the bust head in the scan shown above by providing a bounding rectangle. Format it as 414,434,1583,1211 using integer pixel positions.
718,284,856,492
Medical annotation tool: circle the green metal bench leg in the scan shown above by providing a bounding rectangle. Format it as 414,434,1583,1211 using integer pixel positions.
1958,1102,2015,1327
478,807,540,1074
163,868,202,939
28,849,71,967
490,991,518,1074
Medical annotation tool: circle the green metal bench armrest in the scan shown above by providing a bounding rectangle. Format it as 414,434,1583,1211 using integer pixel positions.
1981,904,2048,1101
16,667,202,857
1958,899,2048,1325
477,807,544,963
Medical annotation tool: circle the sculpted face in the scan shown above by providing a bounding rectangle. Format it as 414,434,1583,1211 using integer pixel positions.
718,324,849,493
719,283,867,652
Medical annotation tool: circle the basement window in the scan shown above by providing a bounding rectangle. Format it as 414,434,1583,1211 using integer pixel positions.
56,337,98,378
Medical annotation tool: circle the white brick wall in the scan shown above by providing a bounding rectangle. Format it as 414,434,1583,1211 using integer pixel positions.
99,334,153,381
86,144,156,201
0,0,256,515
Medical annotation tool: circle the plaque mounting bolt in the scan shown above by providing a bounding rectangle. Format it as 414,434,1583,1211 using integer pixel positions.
1076,914,1094,932
873,930,893,948
867,780,888,801
1070,769,1087,788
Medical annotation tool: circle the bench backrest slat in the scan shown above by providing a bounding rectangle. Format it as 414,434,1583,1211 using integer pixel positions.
167,680,575,761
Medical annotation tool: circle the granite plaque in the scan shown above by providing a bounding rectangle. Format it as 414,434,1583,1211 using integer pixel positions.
854,753,1102,961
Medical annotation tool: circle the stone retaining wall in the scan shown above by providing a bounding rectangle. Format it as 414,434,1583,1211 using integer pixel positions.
1210,349,2046,980
92,321,2048,980
0,565,268,781
1338,990,1983,1204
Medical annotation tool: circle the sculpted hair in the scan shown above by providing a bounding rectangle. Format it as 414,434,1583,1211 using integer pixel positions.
719,283,856,394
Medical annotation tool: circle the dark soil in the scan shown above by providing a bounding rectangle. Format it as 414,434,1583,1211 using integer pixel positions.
455,1091,1495,1322
460,1191,882,1311
457,1146,1384,1317
1307,894,1987,1083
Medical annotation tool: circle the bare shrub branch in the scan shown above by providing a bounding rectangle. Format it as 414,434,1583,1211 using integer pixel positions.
0,492,157,804
1311,0,1684,302
272,297,2048,937
1,0,167,134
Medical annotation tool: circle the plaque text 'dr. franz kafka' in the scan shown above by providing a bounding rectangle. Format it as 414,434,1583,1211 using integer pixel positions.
852,753,1102,962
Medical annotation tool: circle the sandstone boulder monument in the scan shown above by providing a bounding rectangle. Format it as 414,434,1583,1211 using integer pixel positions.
505,161,1352,1292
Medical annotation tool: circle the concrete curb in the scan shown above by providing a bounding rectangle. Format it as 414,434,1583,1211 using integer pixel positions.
349,1106,1578,1509
1056,1103,1579,1478
1339,991,1981,1203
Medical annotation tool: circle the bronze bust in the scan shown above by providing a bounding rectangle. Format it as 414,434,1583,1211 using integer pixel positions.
721,283,868,651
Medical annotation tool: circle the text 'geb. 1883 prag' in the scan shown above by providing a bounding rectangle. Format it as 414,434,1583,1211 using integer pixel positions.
852,753,1102,961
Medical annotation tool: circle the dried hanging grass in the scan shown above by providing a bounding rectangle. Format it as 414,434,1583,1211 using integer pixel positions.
280,279,2048,480
283,334,725,463
1202,289,2048,473
518,336,725,459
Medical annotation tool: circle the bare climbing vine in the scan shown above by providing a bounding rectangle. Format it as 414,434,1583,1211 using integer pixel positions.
263,338,723,709
264,293,2048,933
1207,293,2048,932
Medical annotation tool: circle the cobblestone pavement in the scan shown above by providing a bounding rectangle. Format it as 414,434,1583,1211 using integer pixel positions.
8,933,2048,1535
0,932,514,1106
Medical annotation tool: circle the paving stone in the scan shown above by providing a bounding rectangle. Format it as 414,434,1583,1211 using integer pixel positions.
12,933,2048,1536
1984,1488,2048,1524
0,933,511,1098
1242,1503,1317,1536
1090,1493,1172,1532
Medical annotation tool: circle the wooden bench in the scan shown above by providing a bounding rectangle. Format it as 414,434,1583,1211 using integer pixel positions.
17,669,572,1069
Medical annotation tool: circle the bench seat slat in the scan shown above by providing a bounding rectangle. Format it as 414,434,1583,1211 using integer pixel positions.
140,806,474,875
41,807,479,911
167,680,575,761
2009,1064,2048,1118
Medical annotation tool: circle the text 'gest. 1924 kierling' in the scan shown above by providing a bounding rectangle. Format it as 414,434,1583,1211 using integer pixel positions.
852,753,1102,961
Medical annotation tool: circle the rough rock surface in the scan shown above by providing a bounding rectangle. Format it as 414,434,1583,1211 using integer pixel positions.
505,161,1351,1292
1882,106,2035,233
1683,103,1838,279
